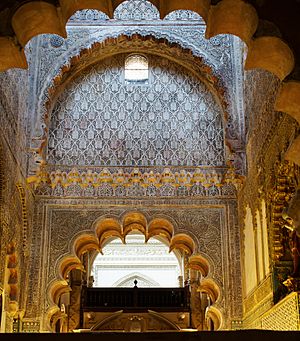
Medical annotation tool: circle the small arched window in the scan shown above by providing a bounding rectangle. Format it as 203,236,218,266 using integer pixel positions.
125,54,149,84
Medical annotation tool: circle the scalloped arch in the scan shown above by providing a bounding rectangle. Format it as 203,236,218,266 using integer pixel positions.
0,0,295,86
96,218,123,250
245,36,295,81
197,277,221,304
205,305,223,330
59,256,84,280
158,0,210,21
8,2,295,167
46,280,71,331
48,280,71,306
45,304,61,331
147,218,174,242
73,234,100,258
188,254,210,277
12,2,66,47
169,233,195,256
122,212,148,238
59,0,113,23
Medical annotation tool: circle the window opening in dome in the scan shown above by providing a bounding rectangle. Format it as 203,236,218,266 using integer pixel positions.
125,54,149,85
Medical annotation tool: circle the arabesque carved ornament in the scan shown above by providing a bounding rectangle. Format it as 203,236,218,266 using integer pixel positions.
31,166,242,197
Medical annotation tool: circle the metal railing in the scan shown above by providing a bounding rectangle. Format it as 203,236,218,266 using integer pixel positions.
81,285,190,312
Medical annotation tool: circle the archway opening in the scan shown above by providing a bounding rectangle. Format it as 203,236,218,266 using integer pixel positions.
47,214,220,332
91,233,183,288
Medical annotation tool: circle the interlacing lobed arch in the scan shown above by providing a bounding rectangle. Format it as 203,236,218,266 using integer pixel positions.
46,212,221,331
0,0,299,164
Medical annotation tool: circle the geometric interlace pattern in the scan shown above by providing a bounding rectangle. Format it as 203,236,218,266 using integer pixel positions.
47,54,225,167
261,293,300,330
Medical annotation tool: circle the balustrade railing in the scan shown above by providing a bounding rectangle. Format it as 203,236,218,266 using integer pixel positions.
81,285,190,312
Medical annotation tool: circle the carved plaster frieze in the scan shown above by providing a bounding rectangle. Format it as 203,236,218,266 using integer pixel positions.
31,166,241,198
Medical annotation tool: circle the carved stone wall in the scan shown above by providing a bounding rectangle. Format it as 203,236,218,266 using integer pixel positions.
261,292,300,330
243,291,300,330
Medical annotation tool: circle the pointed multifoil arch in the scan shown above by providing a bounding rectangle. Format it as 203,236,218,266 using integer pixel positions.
197,276,223,330
73,234,100,259
169,233,195,256
188,254,210,277
46,229,100,330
